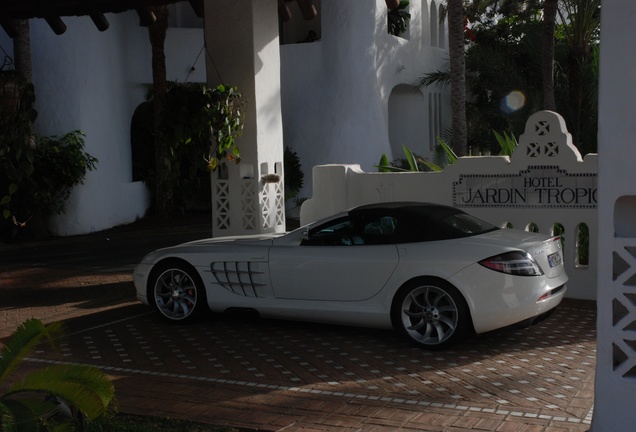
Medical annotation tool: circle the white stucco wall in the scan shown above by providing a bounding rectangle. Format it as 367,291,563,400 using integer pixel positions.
592,0,636,429
1,0,449,235
280,0,451,201
204,0,286,236
302,111,598,300
0,11,206,236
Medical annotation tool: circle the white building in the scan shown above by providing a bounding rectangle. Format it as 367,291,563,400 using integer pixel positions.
0,0,450,236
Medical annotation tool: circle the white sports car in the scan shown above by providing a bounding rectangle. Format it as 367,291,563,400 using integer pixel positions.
134,202,567,348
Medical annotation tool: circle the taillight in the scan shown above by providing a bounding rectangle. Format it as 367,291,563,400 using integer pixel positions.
479,251,544,276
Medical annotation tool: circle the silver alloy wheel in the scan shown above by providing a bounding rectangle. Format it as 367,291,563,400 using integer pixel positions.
153,267,199,320
400,285,459,346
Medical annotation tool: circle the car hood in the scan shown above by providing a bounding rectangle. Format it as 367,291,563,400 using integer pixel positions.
137,232,286,265
181,232,285,247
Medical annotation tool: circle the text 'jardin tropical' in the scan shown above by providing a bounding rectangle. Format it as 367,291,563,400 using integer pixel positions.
453,166,597,208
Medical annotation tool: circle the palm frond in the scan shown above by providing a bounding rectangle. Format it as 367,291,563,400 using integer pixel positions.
0,319,65,386
9,365,116,420
415,68,451,90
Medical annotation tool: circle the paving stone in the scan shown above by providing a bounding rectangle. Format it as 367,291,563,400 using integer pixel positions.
0,233,595,431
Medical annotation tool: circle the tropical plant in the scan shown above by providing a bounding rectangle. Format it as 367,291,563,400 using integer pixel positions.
0,71,36,222
387,0,411,36
377,145,422,172
137,82,246,213
0,318,116,431
419,0,599,155
0,130,98,238
557,0,600,152
31,132,98,215
379,129,514,174
205,84,247,172
492,130,518,156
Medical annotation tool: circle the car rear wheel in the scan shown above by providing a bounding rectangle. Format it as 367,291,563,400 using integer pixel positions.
148,260,207,323
392,278,469,349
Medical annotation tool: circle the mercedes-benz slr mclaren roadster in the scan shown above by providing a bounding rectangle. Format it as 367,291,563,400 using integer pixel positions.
134,202,567,348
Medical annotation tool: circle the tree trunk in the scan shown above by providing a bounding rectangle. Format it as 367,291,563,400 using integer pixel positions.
447,0,467,156
542,0,558,111
13,20,32,83
148,6,172,216
568,45,585,147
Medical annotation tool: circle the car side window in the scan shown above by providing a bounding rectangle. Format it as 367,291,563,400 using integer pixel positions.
301,217,361,246
360,215,399,244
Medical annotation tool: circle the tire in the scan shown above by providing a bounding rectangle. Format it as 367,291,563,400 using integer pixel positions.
148,260,208,323
392,278,469,349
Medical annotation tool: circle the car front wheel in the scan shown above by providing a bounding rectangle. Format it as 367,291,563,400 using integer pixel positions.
148,260,207,323
392,278,469,349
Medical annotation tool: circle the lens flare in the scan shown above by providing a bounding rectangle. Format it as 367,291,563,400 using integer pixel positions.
500,90,526,113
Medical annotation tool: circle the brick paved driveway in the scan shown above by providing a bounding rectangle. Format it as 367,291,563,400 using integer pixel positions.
0,221,594,431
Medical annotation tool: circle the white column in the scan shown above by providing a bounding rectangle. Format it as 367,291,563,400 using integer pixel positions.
593,0,636,430
204,0,285,236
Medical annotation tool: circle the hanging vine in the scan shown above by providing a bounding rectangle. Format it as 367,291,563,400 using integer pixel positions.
205,84,247,171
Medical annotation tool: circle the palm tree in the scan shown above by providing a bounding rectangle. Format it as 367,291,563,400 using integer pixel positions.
558,0,600,148
148,5,172,216
542,0,558,110
447,0,468,156
12,20,32,83
0,318,116,431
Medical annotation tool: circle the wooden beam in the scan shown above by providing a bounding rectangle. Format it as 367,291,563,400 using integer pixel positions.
134,0,156,26
44,15,67,35
89,11,109,31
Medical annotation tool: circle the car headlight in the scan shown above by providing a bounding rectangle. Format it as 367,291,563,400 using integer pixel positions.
479,251,544,276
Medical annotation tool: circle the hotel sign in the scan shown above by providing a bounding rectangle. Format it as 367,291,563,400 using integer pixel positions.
453,166,597,208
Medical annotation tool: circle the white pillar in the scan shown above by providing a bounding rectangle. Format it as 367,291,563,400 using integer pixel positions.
593,0,636,430
204,0,285,236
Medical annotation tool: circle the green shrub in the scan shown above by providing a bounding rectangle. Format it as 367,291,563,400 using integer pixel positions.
0,72,97,235
1,130,98,222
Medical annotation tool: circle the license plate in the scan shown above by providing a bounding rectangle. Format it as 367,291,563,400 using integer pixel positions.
548,251,562,268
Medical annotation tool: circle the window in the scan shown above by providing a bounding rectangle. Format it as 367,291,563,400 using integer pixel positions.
302,217,356,246
441,213,497,236
301,214,399,246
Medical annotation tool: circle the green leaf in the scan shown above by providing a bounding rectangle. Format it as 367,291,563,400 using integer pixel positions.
0,319,65,386
377,154,392,172
0,397,46,432
436,137,458,165
11,364,115,420
402,145,419,172
9,183,18,195
419,160,443,172
1,195,10,205
493,130,517,156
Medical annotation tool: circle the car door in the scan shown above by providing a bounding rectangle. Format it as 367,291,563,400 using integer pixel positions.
268,215,400,301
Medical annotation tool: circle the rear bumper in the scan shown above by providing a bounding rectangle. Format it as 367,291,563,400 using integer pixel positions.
449,264,568,334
